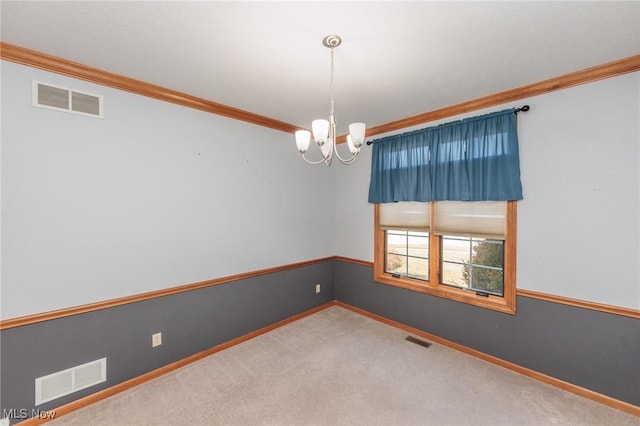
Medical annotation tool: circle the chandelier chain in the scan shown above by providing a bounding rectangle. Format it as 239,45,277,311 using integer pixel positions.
329,46,335,120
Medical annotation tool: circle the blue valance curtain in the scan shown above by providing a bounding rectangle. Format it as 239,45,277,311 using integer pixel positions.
368,109,523,203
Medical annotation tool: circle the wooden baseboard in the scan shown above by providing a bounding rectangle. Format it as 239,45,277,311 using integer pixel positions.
15,299,638,423
16,302,338,425
334,301,640,417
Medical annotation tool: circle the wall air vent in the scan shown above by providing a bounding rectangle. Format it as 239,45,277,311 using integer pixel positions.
35,358,106,405
33,81,103,118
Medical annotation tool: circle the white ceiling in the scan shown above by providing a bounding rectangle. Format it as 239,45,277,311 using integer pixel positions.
2,1,639,135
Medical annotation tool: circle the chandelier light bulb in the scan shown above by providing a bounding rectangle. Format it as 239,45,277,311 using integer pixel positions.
348,122,366,148
312,119,329,145
295,130,311,153
347,135,357,154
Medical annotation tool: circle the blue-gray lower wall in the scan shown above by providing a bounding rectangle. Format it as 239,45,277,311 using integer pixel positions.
333,260,640,407
0,262,334,424
2,258,639,424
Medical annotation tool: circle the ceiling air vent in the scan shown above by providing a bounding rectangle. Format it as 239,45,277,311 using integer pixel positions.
33,81,103,118
35,358,106,405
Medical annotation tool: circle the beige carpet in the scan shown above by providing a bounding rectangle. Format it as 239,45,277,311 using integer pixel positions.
49,306,638,425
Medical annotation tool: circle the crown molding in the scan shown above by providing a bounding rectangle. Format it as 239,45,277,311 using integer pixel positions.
0,42,300,134
2,42,638,141
351,54,640,142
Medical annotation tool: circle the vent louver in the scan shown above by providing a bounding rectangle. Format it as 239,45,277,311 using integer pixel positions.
33,81,103,118
405,335,432,348
35,358,106,405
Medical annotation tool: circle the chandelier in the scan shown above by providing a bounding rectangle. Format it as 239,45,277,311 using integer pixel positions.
294,35,366,166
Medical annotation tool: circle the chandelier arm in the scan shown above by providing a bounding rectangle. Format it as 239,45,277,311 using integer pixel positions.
324,135,335,166
300,151,331,165
333,145,359,164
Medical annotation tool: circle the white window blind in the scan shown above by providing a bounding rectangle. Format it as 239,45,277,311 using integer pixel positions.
379,202,430,231
433,201,506,239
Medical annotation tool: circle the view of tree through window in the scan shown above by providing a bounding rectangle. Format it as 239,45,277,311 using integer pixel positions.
442,237,504,296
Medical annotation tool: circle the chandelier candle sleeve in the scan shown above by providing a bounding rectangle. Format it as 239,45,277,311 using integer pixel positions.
312,120,329,145
294,35,366,166
347,136,356,154
349,122,366,145
295,130,311,152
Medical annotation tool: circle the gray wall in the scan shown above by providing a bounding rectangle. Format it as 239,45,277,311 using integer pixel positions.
2,258,638,424
0,262,334,424
333,260,640,407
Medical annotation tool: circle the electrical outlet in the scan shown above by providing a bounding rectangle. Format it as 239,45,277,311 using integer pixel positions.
315,284,321,294
152,332,162,347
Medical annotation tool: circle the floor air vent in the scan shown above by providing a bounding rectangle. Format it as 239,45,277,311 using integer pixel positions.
35,358,106,405
405,336,432,348
33,81,103,118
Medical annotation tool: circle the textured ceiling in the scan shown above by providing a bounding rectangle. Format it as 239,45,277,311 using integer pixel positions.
1,1,639,135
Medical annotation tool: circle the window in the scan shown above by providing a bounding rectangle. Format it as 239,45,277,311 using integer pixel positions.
369,109,522,313
374,201,517,314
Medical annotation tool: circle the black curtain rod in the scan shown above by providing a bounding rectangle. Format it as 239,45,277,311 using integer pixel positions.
366,105,530,146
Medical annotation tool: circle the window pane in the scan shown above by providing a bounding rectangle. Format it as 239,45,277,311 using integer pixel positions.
386,253,406,276
386,231,407,275
387,233,407,256
407,256,429,280
442,236,470,264
385,230,428,282
407,233,429,258
471,266,504,296
442,262,468,288
471,239,503,268
441,236,470,288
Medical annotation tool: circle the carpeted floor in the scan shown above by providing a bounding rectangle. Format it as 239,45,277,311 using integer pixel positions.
49,306,638,425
